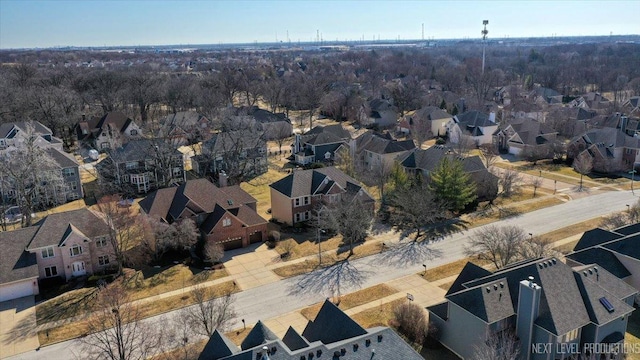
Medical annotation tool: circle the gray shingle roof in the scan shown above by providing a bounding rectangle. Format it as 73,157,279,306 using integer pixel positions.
456,110,494,127
269,167,373,203
447,277,514,323
573,228,623,251
281,327,308,351
573,270,634,325
301,300,367,344
27,208,110,250
602,234,640,261
45,147,79,169
0,227,39,284
198,329,240,360
614,223,640,236
355,131,415,155
446,261,492,296
240,320,278,350
303,124,350,140
566,248,631,279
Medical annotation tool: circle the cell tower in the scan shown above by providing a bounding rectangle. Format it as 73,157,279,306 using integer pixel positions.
481,20,489,74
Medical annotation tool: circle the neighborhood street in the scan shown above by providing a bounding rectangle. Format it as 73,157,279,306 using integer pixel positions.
7,190,636,360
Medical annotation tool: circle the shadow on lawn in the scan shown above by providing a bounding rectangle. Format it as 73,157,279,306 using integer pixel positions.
287,259,371,300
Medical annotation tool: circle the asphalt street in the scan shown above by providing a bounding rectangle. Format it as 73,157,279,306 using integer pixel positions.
7,190,635,360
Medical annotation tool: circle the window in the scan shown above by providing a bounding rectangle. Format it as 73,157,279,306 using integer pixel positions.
69,182,78,190
44,266,58,277
63,168,75,176
96,237,108,247
126,161,138,170
130,129,138,136
173,167,182,176
303,196,310,205
295,198,301,207
41,246,54,259
122,174,130,182
69,244,83,257
223,218,231,227
563,328,579,342
98,255,110,266
295,213,301,223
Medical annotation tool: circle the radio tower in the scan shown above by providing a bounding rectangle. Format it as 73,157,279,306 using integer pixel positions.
481,20,489,74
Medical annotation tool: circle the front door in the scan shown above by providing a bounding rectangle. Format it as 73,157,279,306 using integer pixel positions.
72,261,86,277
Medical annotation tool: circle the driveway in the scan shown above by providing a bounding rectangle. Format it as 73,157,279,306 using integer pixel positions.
0,297,39,359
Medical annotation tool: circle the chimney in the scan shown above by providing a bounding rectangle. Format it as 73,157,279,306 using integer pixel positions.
294,134,302,154
516,276,542,360
219,170,228,187
489,112,496,123
81,114,86,122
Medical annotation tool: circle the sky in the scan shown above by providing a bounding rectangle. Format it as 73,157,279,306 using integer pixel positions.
1,0,639,49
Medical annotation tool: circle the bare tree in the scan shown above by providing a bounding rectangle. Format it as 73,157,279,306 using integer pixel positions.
79,282,164,360
530,176,543,198
321,193,374,256
573,154,593,192
96,195,142,276
141,217,199,263
182,284,236,337
465,225,527,269
392,302,427,345
471,328,520,360
498,169,522,198
203,240,224,264
359,157,394,199
0,123,64,226
479,143,499,169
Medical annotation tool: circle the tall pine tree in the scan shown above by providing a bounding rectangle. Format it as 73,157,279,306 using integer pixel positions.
429,157,477,213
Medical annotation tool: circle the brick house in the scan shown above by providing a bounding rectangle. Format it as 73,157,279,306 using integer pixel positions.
139,178,267,250
269,167,374,226
0,208,115,301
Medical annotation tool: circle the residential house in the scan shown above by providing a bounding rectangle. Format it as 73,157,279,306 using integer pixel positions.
293,125,351,166
269,166,374,225
97,139,185,194
0,208,115,301
447,110,499,146
494,118,558,157
157,111,213,146
198,299,423,360
398,145,498,201
528,86,563,105
404,106,453,138
139,178,267,250
76,112,142,150
192,130,267,180
354,131,415,170
568,127,640,173
362,98,398,128
566,222,640,298
0,121,82,206
0,121,63,151
428,257,636,360
624,96,640,116
231,106,293,140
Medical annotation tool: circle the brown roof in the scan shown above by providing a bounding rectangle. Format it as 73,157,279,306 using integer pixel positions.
0,227,39,284
27,208,111,250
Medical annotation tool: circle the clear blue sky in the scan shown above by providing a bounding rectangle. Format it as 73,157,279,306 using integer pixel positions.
1,0,639,49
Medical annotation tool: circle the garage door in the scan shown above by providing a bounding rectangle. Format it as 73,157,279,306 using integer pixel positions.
249,231,262,244
221,237,244,250
0,280,37,302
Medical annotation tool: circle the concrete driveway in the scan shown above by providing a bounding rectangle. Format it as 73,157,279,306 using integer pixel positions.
0,297,39,359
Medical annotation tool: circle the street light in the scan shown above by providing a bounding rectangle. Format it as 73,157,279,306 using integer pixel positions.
630,170,637,195
627,204,630,212
529,233,533,240
422,264,427,276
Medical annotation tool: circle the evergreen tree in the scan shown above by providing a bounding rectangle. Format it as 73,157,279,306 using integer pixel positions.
439,99,447,110
429,157,477,212
451,105,459,116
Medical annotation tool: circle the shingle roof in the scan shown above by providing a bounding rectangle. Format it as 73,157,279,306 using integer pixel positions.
573,264,636,300
240,321,278,350
566,248,631,279
505,118,557,146
281,327,308,351
95,112,133,135
446,261,492,296
0,227,39,284
447,277,514,323
400,146,490,175
203,130,265,154
302,300,367,344
459,258,592,335
269,167,370,201
110,139,181,163
45,147,79,169
27,208,110,250
303,124,350,140
355,131,415,155
456,110,494,127
0,121,52,138
614,223,640,236
198,330,240,360
602,234,640,261
412,106,452,122
573,269,634,325
574,228,624,251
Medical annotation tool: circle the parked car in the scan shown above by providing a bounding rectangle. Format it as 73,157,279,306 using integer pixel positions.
88,149,100,161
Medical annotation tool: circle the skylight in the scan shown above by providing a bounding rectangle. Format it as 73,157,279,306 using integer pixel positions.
599,297,615,313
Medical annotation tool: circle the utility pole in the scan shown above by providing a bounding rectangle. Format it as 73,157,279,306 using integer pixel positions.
481,20,489,74
422,23,424,40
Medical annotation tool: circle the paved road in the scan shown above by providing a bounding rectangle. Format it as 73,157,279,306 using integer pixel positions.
7,190,635,360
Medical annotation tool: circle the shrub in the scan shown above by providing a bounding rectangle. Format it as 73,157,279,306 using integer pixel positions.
268,230,281,242
392,302,427,345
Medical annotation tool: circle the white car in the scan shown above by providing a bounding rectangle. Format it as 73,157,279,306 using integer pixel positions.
88,149,100,161
3,206,22,223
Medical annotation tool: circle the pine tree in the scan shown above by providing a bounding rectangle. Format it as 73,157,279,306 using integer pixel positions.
428,157,477,212
439,99,447,110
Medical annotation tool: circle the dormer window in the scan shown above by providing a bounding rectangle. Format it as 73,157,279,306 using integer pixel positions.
223,218,231,227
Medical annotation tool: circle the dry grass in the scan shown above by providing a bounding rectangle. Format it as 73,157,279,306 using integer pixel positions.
225,327,253,347
422,257,493,282
38,281,237,346
36,264,228,324
542,217,604,244
464,195,565,228
555,239,581,255
438,281,455,291
350,298,405,328
300,284,397,320
272,241,384,278
240,160,290,219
